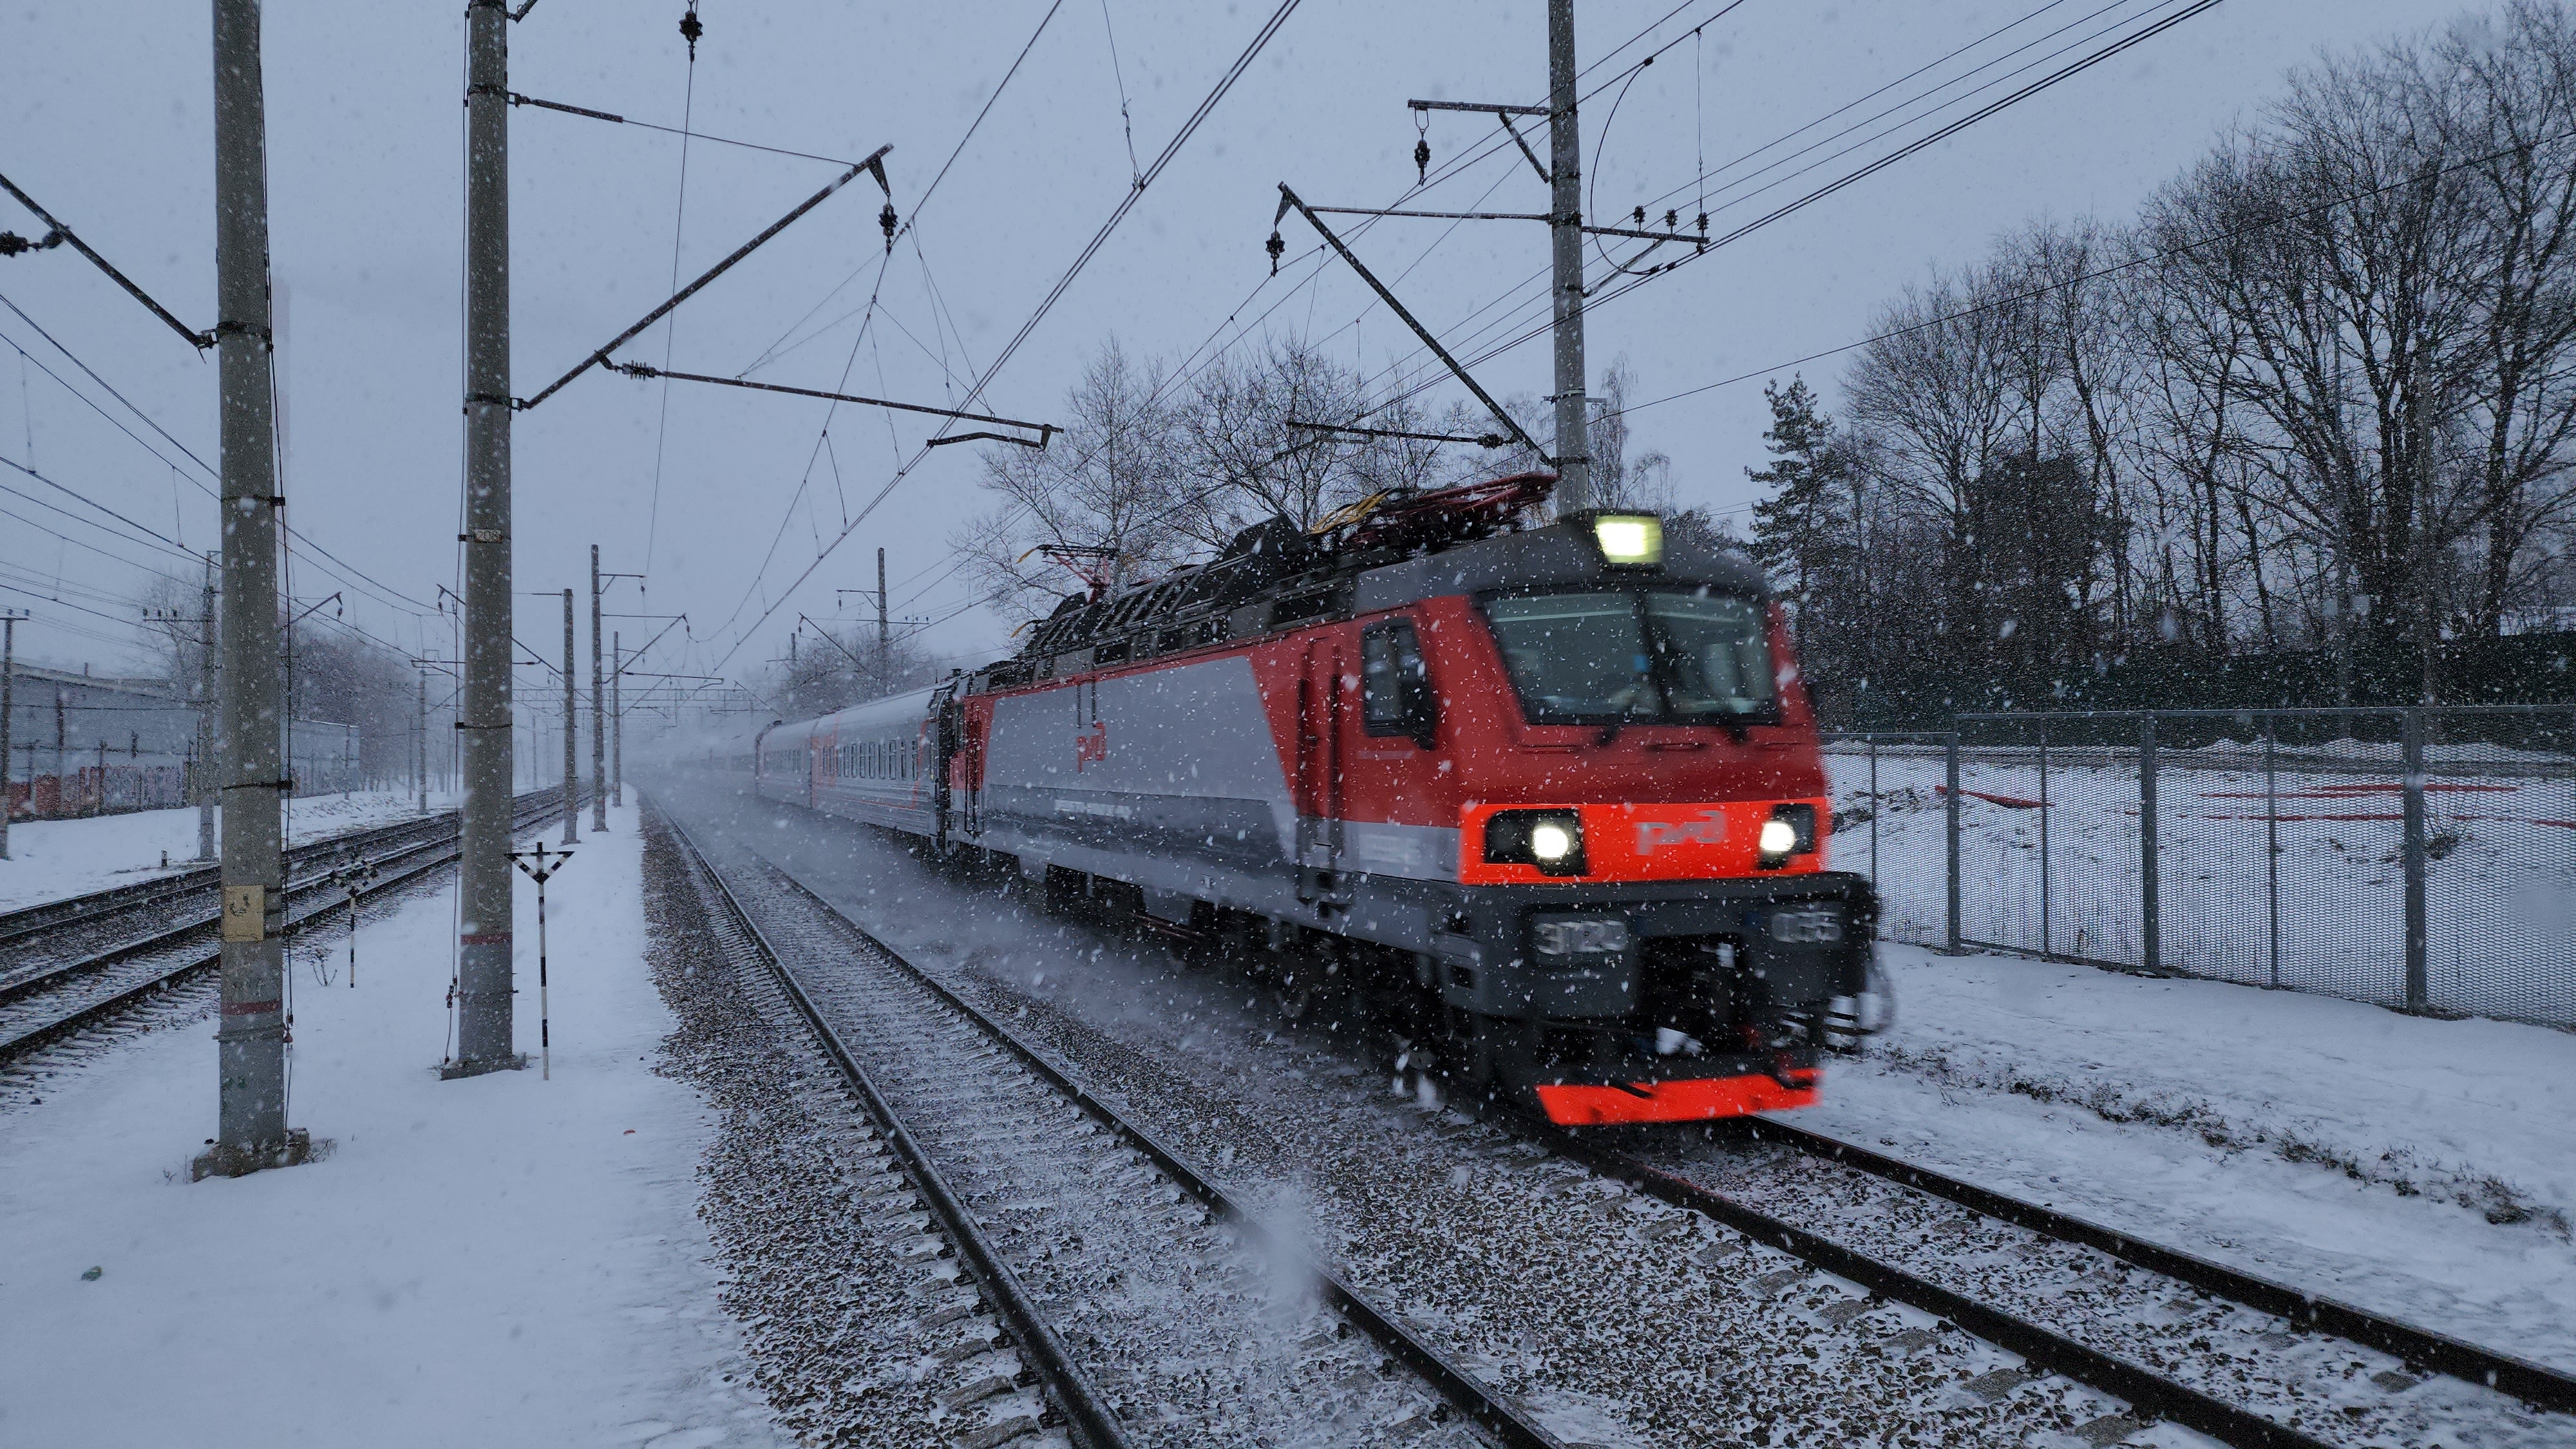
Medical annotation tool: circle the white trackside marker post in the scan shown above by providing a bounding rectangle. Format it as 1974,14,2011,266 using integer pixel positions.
509,841,574,1079
330,856,379,987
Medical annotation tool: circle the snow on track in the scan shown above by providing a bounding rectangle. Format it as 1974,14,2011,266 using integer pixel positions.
671,809,1496,1448
1636,1137,2570,1446
1811,944,2576,1376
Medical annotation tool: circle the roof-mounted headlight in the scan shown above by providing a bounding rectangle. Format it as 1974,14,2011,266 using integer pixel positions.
1589,513,1664,567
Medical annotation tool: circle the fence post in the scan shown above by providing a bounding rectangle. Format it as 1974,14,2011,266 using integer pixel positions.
2264,721,2280,990
1944,730,1962,954
2401,706,2429,1012
2037,725,2051,961
2139,713,2160,975
1866,736,1880,884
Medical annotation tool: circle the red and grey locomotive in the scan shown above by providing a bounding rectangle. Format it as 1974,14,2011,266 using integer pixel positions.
748,473,1875,1124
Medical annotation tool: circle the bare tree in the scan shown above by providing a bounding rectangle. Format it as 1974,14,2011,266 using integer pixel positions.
1176,336,1376,544
2431,1,2576,636
954,341,1191,625
1587,357,1677,512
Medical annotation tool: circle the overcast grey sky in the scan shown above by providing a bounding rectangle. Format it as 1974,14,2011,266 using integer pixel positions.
1,0,2444,701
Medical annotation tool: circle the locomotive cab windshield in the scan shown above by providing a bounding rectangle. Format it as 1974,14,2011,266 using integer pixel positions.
1481,587,1777,726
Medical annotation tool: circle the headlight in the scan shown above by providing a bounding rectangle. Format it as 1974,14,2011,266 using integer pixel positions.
1484,809,1586,877
1590,513,1664,567
1757,803,1818,867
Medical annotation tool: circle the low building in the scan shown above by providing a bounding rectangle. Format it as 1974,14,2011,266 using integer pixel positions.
3,662,359,820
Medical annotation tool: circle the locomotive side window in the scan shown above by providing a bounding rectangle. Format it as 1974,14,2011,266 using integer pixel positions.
1361,619,1437,747
1482,589,1778,725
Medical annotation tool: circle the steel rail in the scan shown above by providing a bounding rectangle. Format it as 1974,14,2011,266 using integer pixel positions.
0,791,576,1063
0,791,562,1005
0,809,462,951
1721,1117,2576,1415
2,829,450,1003
674,812,1571,1449
1534,1124,2342,1449
654,804,1131,1449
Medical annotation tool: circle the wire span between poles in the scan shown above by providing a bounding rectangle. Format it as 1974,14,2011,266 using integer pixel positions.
705,0,1305,673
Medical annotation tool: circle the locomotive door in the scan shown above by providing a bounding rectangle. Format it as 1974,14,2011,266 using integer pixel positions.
810,728,833,808
1294,639,1350,906
931,683,960,851
958,703,987,838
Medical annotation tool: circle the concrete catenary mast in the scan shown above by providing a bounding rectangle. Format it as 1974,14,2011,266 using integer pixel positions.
0,611,17,861
562,588,579,845
589,544,607,832
451,0,518,1077
1546,0,1589,510
415,664,429,815
200,0,303,1175
196,552,217,860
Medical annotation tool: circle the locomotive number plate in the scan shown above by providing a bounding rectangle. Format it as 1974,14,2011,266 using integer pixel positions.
1531,916,1631,957
1768,908,1844,945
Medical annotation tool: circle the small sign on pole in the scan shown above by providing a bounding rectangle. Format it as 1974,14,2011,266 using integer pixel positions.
507,841,574,1079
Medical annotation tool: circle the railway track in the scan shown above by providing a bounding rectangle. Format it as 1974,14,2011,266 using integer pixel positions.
657,798,1564,1449
0,789,578,1064
662,782,2574,1449
1538,1130,2571,1449
1700,1115,2576,1417
0,810,450,956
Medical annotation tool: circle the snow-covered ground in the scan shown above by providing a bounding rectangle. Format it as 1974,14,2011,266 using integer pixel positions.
1823,746,2576,1025
1816,941,2576,1372
0,802,777,1449
0,790,460,912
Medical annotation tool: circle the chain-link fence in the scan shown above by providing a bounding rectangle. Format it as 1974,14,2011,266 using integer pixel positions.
1823,706,2576,1028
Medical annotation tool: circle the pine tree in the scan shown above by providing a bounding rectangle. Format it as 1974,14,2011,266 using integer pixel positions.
1745,377,1852,637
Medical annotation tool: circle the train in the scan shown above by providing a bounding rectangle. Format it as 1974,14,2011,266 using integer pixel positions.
737,473,1879,1125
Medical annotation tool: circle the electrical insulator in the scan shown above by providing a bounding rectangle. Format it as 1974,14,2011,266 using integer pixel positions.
1414,137,1430,185
678,5,703,59
1633,206,1647,227
880,202,898,252
1265,229,1284,276
1663,209,1678,231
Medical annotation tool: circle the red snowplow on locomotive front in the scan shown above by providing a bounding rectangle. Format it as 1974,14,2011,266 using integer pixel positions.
747,475,1878,1126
